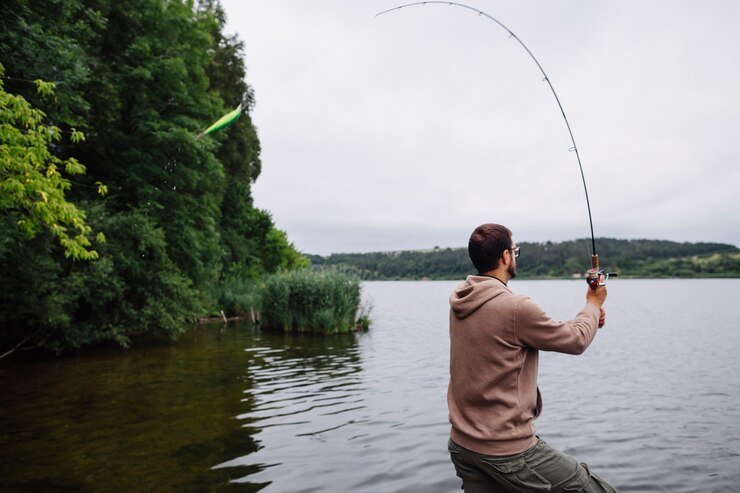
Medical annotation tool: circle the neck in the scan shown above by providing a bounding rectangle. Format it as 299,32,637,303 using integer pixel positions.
478,272,508,286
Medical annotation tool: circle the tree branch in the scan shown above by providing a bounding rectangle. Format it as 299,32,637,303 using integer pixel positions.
0,328,43,361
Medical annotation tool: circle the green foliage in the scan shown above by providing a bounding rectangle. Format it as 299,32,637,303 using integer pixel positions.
263,225,311,272
259,270,366,334
633,251,740,278
0,0,103,128
0,63,104,260
217,266,260,316
0,0,308,354
0,207,202,352
310,239,740,280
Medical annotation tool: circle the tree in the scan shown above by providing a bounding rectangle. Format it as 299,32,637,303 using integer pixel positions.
1,1,309,354
0,63,105,260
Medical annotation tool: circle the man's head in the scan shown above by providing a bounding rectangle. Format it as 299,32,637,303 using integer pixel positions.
468,223,517,278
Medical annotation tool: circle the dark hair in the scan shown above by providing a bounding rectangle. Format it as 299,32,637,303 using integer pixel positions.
468,223,513,273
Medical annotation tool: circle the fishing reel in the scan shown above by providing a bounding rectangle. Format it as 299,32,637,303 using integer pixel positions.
586,255,618,290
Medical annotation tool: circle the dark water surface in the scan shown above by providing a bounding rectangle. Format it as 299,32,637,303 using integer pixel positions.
2,279,740,492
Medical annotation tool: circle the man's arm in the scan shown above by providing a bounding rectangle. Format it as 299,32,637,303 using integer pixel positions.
514,281,607,354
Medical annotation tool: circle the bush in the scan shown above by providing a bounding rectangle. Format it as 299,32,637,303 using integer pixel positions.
258,269,368,334
216,267,261,317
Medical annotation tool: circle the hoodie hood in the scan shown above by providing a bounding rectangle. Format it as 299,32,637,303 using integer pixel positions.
450,275,511,319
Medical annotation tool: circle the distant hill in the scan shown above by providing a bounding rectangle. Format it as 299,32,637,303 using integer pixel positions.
308,239,740,280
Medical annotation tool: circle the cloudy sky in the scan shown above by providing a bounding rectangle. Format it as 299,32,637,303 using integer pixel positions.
220,0,740,255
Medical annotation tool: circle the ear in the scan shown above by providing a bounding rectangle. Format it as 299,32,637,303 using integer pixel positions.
500,249,510,267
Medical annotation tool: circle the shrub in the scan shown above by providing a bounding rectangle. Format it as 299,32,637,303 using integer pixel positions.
258,269,367,334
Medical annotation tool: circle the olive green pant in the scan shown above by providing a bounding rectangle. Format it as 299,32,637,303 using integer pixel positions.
448,438,620,493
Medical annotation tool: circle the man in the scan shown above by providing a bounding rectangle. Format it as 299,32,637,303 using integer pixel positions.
447,223,619,492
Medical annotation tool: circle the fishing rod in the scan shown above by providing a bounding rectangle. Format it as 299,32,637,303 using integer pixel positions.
376,1,616,288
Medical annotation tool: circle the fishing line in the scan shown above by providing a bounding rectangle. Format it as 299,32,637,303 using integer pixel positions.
376,2,603,271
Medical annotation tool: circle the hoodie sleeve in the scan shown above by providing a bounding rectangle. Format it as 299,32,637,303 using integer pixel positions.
513,296,601,354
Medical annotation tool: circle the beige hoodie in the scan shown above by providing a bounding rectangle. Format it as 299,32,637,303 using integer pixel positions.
448,275,601,455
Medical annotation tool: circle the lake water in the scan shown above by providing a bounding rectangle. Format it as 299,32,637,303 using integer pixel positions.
1,279,740,492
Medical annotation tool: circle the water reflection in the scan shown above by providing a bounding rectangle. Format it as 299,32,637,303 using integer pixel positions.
0,322,366,493
213,335,365,489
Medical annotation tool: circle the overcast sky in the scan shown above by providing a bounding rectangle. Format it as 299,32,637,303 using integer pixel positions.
220,0,740,255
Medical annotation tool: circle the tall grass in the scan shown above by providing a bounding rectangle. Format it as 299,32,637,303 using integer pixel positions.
259,269,369,334
216,272,260,317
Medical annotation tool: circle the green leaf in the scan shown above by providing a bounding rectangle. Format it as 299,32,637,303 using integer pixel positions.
34,79,56,97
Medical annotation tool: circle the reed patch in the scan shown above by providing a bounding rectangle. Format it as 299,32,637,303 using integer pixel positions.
259,270,370,334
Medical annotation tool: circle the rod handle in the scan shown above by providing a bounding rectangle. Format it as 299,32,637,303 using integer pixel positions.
586,255,601,290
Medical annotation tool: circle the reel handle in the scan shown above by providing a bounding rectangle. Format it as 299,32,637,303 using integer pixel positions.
586,255,617,289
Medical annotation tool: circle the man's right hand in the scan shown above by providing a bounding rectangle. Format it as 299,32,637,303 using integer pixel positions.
586,275,607,308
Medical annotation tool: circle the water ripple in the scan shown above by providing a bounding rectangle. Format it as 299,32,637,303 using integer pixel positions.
216,280,740,492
